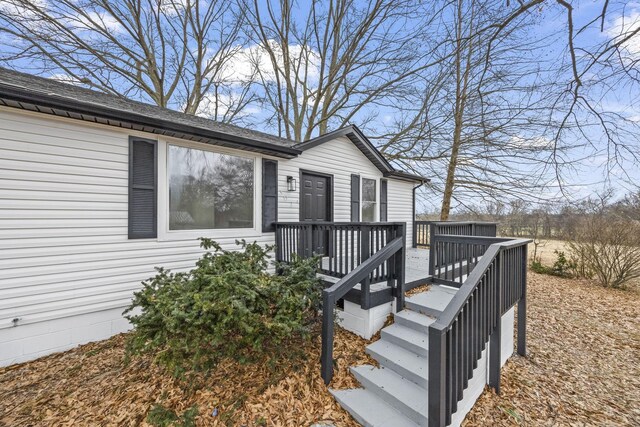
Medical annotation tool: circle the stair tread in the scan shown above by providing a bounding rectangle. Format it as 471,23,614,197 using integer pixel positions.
394,309,436,331
330,388,421,427
382,323,429,353
351,365,428,421
366,340,428,385
405,285,457,316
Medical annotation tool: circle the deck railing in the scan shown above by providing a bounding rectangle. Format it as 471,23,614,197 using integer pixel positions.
428,238,529,427
413,221,498,247
429,234,510,287
275,222,405,283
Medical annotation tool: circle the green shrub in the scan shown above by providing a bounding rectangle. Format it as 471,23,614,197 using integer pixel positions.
529,250,574,278
124,239,322,375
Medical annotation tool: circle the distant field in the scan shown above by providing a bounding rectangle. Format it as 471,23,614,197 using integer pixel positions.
526,239,567,265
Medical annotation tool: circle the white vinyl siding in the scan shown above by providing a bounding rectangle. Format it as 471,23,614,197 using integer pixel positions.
0,107,273,342
0,106,417,365
278,136,384,222
387,178,416,247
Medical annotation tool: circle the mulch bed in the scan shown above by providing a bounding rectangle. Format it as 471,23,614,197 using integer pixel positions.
1,273,638,426
0,326,375,427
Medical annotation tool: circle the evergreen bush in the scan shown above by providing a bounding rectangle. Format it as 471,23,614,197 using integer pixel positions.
124,239,322,375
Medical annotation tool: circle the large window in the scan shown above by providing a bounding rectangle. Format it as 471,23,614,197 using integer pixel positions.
362,178,377,222
168,145,254,230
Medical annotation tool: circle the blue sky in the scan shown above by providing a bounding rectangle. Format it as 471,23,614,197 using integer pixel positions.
0,0,638,212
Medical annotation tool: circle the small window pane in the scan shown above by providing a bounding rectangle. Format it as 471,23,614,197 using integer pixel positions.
169,145,254,230
362,178,376,222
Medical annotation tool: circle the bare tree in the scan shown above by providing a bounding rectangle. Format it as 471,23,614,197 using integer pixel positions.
236,0,450,141
381,0,639,218
0,0,254,121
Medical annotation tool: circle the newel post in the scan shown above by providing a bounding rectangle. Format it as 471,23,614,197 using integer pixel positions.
321,289,335,385
428,325,446,427
395,223,406,312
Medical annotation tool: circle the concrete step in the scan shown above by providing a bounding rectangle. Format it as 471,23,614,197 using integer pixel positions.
351,365,428,425
394,309,436,333
366,339,429,388
330,388,421,427
381,323,429,356
405,285,457,317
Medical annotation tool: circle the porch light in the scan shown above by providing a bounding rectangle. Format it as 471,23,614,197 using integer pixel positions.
286,176,297,191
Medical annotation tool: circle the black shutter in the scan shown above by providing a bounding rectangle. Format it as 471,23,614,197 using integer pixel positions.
262,159,278,232
350,174,360,221
128,137,157,239
380,179,388,222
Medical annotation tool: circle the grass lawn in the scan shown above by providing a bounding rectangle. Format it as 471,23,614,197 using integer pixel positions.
1,272,638,426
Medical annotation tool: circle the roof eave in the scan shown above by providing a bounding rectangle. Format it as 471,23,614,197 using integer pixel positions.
383,170,430,183
0,84,301,159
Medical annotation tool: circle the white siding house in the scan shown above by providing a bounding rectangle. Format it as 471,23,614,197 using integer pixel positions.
0,68,425,366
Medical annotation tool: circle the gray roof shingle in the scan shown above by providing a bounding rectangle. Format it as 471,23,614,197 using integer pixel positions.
0,67,298,155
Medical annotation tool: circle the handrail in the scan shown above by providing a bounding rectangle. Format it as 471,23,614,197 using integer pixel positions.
432,234,509,245
321,236,405,384
428,237,530,427
275,221,405,226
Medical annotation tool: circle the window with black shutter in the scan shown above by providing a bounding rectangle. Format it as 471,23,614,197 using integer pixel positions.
128,137,157,239
350,174,360,221
380,179,388,222
262,159,278,232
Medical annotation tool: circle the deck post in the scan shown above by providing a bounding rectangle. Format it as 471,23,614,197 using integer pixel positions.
428,223,436,276
489,250,502,394
517,245,527,356
360,225,371,309
321,290,335,385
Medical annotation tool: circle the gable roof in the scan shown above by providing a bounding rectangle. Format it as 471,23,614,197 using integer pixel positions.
0,67,427,182
0,67,299,158
296,125,427,183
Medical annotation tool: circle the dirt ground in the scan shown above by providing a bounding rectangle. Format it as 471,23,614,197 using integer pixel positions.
1,272,638,426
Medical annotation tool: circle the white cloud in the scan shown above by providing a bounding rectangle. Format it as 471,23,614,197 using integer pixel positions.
76,11,123,33
606,10,640,59
159,0,191,17
0,0,47,19
194,91,261,121
510,135,553,149
210,40,321,87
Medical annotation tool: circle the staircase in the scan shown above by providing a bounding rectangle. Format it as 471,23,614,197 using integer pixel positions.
331,285,457,427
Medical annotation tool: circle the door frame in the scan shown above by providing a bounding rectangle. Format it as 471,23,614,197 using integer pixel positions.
299,169,334,222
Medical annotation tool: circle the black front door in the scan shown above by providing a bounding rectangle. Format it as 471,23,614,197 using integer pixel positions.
300,172,331,254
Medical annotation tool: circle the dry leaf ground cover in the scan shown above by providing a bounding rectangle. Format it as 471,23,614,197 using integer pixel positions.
1,272,639,426
465,273,640,426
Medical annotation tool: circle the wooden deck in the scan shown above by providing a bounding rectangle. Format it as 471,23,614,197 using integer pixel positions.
319,247,430,288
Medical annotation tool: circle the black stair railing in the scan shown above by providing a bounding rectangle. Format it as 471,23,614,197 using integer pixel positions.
428,238,529,427
320,233,406,384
